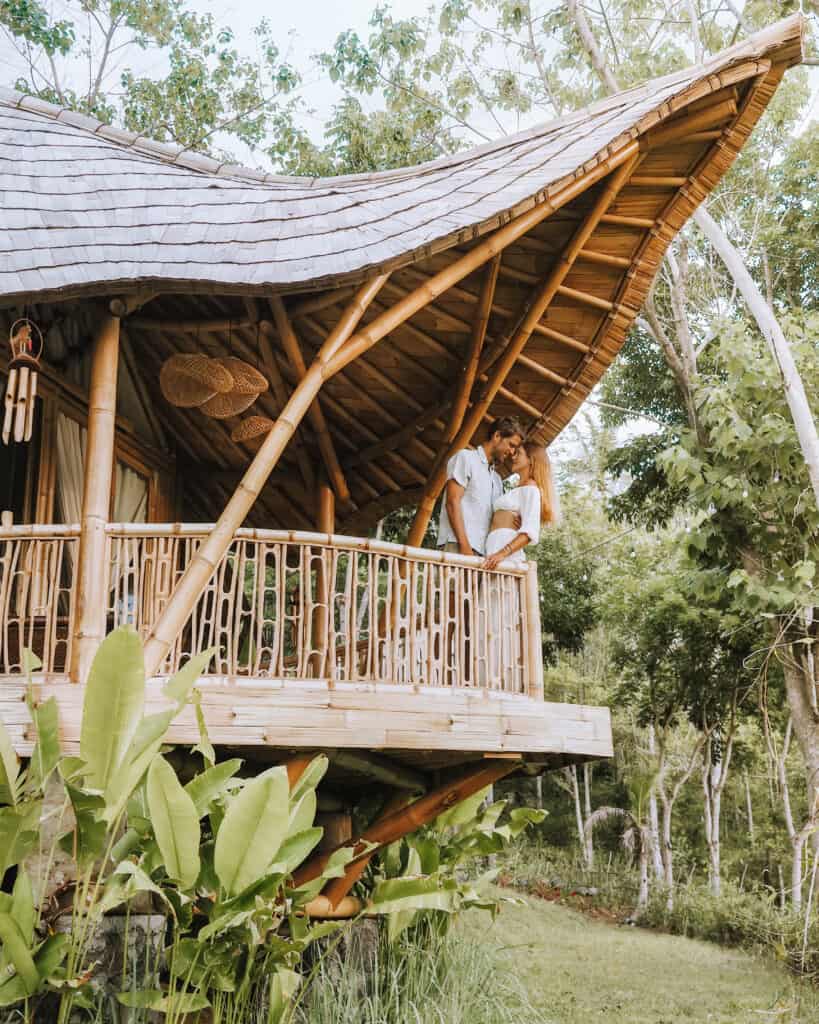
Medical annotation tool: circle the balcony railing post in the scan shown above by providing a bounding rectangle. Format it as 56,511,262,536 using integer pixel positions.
71,313,120,683
524,561,544,700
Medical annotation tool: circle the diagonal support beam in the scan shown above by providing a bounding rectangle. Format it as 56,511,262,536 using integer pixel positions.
296,758,520,909
142,274,389,677
270,296,351,506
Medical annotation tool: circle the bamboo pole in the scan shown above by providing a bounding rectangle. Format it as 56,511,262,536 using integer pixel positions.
141,277,387,677
313,478,334,675
71,313,120,682
270,296,351,506
325,142,639,379
300,759,520,906
257,321,316,494
524,562,544,700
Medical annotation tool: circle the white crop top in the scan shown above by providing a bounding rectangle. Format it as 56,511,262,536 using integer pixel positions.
492,484,542,546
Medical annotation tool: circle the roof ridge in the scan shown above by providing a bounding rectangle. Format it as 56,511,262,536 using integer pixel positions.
0,13,804,189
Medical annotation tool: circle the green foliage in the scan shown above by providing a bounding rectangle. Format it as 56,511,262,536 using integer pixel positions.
535,530,598,666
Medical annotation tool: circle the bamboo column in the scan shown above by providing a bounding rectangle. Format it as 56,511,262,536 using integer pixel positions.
71,313,120,682
313,478,334,675
141,276,388,677
524,562,544,700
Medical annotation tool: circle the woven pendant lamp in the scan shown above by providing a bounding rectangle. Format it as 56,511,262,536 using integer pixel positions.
160,354,233,407
199,356,269,419
231,415,275,443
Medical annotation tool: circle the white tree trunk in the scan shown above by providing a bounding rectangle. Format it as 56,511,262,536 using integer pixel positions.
583,763,595,868
694,208,819,510
744,770,755,845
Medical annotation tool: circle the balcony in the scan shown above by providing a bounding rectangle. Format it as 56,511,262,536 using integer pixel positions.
0,522,611,767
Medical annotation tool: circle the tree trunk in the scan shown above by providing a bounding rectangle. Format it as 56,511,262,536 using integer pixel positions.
637,836,650,912
564,766,589,866
583,763,594,868
781,654,819,845
693,207,819,511
647,727,664,881
744,770,755,845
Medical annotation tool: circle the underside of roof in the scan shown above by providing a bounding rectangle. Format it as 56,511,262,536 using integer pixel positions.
0,15,805,532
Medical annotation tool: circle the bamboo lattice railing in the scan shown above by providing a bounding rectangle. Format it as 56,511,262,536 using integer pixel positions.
105,524,536,694
0,524,78,675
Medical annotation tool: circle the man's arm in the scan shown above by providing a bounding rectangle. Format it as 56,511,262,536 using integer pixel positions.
444,479,472,555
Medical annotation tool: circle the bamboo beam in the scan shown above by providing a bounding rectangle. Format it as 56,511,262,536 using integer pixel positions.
537,324,591,353
556,284,614,312
341,401,445,475
576,249,630,269
325,142,639,379
141,276,388,677
298,759,519,907
643,97,740,148
270,297,351,506
119,327,168,450
524,562,544,701
128,318,254,334
328,750,426,792
445,255,499,446
514,352,569,387
290,286,355,319
629,175,688,187
71,313,120,682
257,322,316,495
400,155,639,546
599,213,655,229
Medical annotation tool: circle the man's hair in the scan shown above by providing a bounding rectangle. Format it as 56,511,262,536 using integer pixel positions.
488,416,525,440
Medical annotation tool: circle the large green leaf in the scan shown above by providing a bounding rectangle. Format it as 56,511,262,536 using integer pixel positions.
369,875,460,915
59,785,106,867
192,692,215,766
214,766,289,896
147,756,200,889
102,709,175,822
162,648,215,705
0,912,38,995
184,758,242,818
10,870,34,945
290,755,328,802
0,802,41,876
118,989,210,1013
268,968,301,1024
26,696,60,793
288,789,317,836
0,719,21,806
276,828,323,873
434,786,490,830
80,627,145,792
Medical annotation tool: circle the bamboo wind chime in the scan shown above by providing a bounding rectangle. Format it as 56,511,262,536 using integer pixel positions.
2,318,43,445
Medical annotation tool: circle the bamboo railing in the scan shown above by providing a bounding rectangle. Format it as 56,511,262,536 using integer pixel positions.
0,523,543,696
106,525,538,693
0,524,78,675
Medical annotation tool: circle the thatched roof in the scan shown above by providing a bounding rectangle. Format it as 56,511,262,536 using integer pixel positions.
0,16,805,531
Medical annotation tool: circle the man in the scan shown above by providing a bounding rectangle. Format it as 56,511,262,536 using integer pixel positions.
437,416,525,556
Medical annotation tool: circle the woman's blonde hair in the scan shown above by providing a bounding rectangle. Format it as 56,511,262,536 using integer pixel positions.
524,442,560,525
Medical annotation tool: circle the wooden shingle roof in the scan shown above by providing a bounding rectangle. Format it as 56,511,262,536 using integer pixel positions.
0,16,803,303
0,16,805,532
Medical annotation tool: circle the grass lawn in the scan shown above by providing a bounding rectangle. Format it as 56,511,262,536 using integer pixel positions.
459,894,819,1023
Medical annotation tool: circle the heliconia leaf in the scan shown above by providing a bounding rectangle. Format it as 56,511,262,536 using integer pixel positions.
26,697,60,792
146,757,200,890
369,875,460,916
192,693,215,766
20,650,41,678
0,719,21,807
0,912,38,995
79,628,145,793
103,710,175,823
214,766,289,896
10,870,34,946
290,755,328,802
0,802,42,876
434,786,490,830
184,759,242,818
276,828,323,873
288,789,316,836
163,648,215,706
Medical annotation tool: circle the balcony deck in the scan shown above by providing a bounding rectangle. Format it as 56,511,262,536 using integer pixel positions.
0,523,612,771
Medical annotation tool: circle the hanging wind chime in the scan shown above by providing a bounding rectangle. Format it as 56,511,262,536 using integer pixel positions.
2,318,43,445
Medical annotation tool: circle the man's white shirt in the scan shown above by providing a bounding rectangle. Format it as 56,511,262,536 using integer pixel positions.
436,446,503,555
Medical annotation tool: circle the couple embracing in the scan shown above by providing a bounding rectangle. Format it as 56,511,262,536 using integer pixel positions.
437,416,558,566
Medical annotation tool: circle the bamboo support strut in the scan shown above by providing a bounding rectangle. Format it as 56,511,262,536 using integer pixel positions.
141,276,388,677
270,296,351,506
299,759,520,907
71,313,121,682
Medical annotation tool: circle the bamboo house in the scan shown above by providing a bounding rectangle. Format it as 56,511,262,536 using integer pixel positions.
0,16,805,908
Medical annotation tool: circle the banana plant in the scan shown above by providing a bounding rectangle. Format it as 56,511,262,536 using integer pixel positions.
370,785,546,943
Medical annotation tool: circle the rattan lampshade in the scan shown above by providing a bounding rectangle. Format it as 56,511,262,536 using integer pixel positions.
160,354,233,407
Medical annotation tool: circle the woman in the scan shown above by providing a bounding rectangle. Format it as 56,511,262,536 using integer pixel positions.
478,443,558,691
483,442,559,569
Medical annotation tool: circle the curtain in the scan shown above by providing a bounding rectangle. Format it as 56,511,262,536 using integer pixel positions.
55,413,86,524
114,462,148,524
